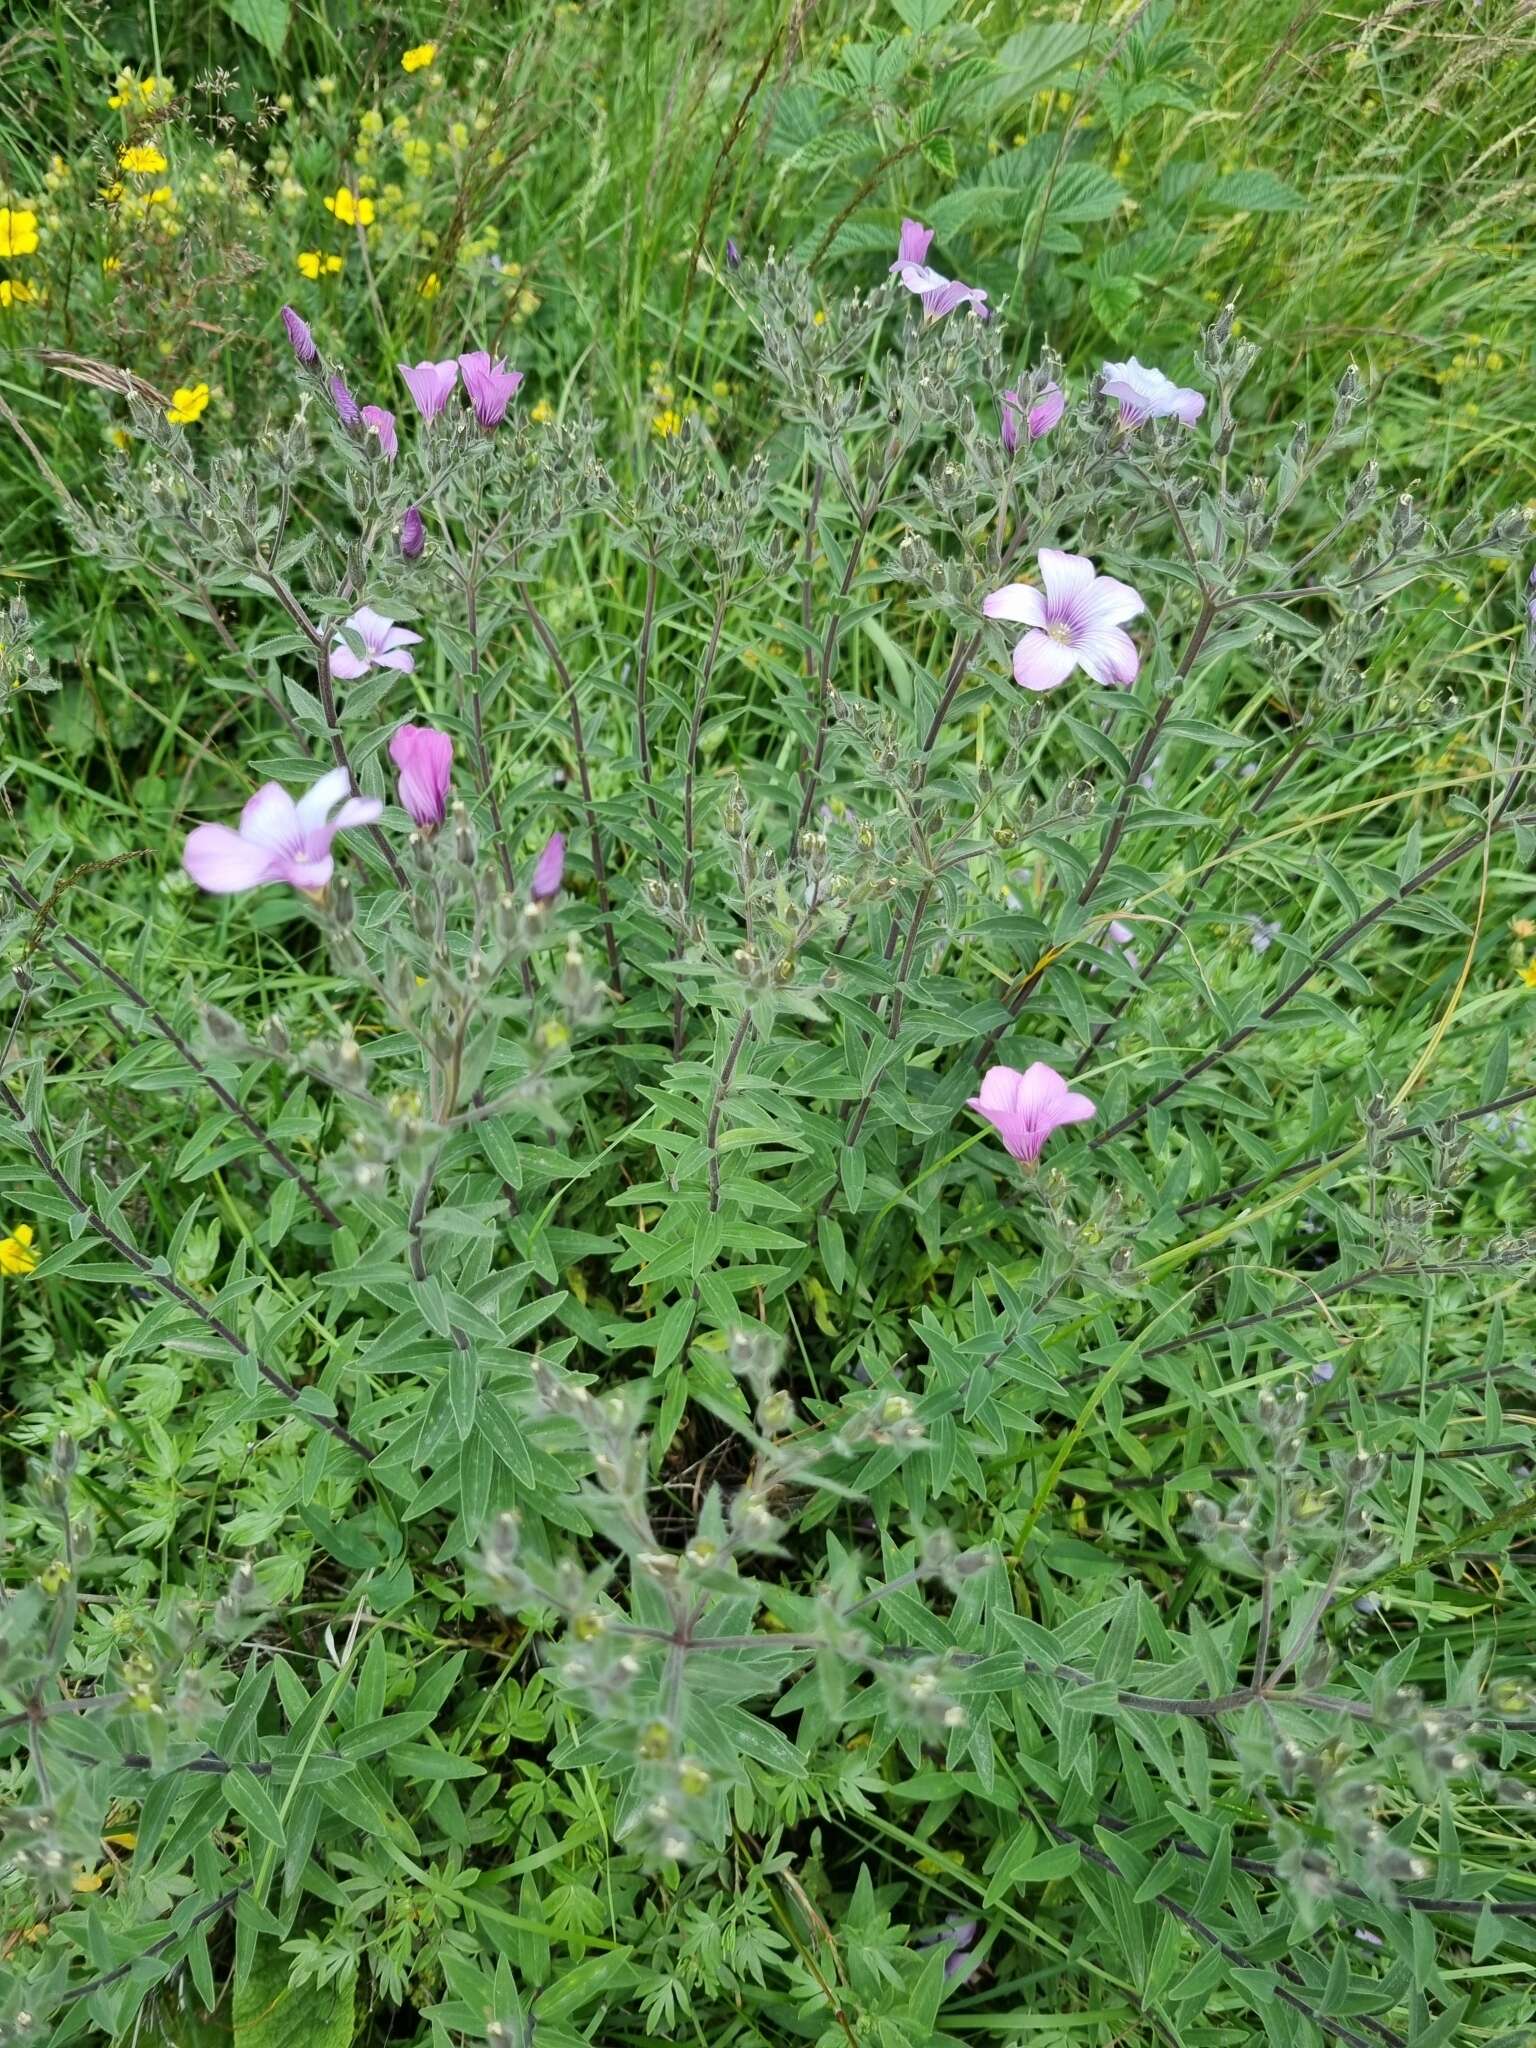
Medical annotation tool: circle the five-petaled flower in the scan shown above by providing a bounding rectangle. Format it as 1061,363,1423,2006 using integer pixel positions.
0,279,37,310
165,383,210,425
399,357,459,421
324,186,375,229
390,722,453,828
984,549,1144,692
1100,357,1205,428
0,207,39,258
458,350,524,429
967,1063,1096,1166
402,42,438,71
0,1223,39,1276
183,769,383,898
889,218,989,322
1001,380,1064,453
297,250,343,279
328,606,422,680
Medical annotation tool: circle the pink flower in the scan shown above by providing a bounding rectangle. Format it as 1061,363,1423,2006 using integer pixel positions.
328,606,423,681
967,1062,1095,1166
983,549,1144,693
182,768,382,897
399,505,425,560
529,831,565,903
398,358,459,422
889,218,989,322
1100,357,1205,428
457,350,524,430
1001,380,1064,453
390,721,453,828
360,404,397,459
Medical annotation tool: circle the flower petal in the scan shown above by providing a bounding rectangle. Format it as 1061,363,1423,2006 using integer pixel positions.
183,823,279,894
976,1065,1026,1113
1173,388,1206,425
1037,549,1098,613
1074,626,1141,688
294,767,353,831
897,218,934,267
238,782,301,850
1076,574,1144,629
328,640,369,680
983,583,1046,628
1012,631,1079,693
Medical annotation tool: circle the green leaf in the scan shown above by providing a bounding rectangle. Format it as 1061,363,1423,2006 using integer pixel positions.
222,0,291,58
233,1942,355,2048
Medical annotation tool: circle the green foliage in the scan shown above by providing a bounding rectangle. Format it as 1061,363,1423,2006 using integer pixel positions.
4,4,1536,2048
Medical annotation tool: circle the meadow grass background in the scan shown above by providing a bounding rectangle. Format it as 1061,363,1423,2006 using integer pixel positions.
3,1,1536,2044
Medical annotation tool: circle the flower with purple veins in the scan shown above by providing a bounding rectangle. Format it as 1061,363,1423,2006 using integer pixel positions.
889,218,990,322
398,357,460,422
984,548,1145,693
281,305,317,365
1100,356,1205,427
1001,380,1064,452
182,768,381,898
530,832,565,903
457,350,524,430
399,505,425,561
967,1062,1096,1166
329,372,361,427
360,404,397,459
328,606,423,680
390,722,453,828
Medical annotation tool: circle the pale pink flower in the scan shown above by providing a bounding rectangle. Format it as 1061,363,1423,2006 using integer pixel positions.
889,218,989,322
967,1062,1095,1166
328,606,423,681
1001,380,1064,453
529,831,565,903
390,722,453,827
457,350,524,430
183,768,381,897
984,549,1144,692
360,404,397,459
398,358,460,422
1100,357,1205,428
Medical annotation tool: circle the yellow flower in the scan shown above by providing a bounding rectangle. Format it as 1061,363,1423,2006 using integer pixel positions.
812,308,826,325
102,256,121,274
0,1223,38,1276
0,279,37,308
146,185,174,207
651,408,682,438
118,145,168,175
1520,961,1536,989
402,42,438,72
530,398,554,424
165,383,210,425
0,207,39,258
100,180,123,204
324,186,374,228
419,270,440,298
297,249,343,279
110,427,130,449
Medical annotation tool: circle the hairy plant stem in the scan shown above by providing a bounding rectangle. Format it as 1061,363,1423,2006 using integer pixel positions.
1092,776,1531,1145
673,587,733,1055
634,554,665,864
706,1010,755,1212
0,1080,372,1459
8,873,341,1227
518,585,623,992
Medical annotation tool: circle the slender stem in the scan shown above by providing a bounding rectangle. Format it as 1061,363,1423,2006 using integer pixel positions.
706,1011,754,1213
519,587,622,992
634,555,665,863
673,589,732,1055
1094,780,1531,1145
1072,729,1313,1076
8,875,341,1227
0,1080,372,1460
